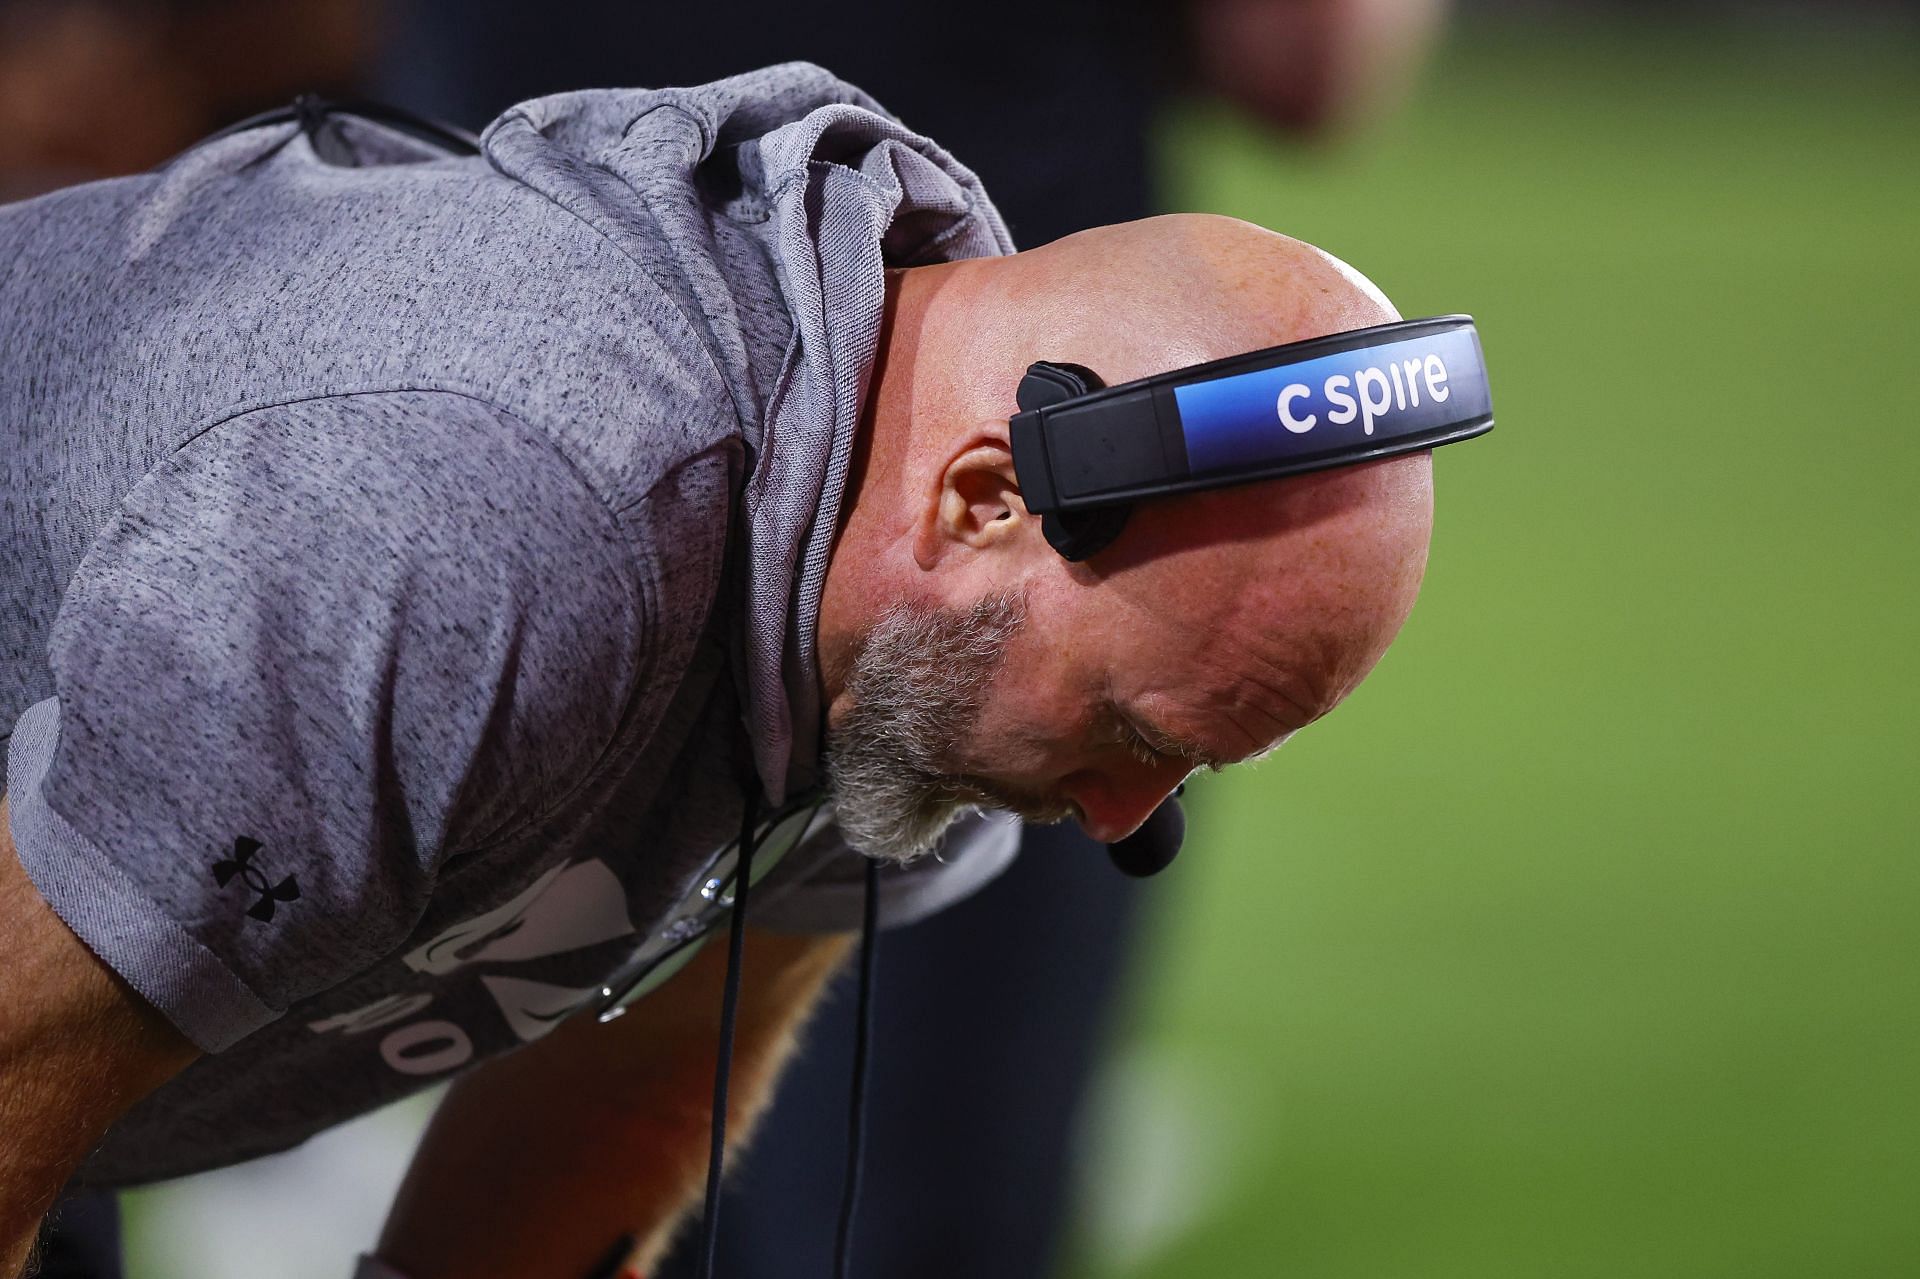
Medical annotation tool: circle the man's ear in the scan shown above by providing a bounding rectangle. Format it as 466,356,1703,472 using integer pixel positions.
913,438,1033,570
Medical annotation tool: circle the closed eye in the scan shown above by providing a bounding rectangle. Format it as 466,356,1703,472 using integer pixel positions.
1118,721,1172,767
1103,700,1227,773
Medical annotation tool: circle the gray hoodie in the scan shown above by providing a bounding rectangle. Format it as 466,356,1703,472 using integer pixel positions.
0,63,1019,1185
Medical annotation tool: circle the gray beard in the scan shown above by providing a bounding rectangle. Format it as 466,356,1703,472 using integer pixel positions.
823,590,1029,864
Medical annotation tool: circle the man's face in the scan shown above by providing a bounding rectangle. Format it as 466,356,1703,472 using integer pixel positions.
825,459,1433,859
822,565,1331,863
936,556,1322,844
957,464,1434,842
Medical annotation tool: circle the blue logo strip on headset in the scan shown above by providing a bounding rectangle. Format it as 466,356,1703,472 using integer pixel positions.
1175,323,1489,473
1009,316,1493,560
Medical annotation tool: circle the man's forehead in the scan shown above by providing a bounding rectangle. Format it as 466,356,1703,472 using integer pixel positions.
1139,637,1331,749
1098,453,1431,638
1084,509,1427,743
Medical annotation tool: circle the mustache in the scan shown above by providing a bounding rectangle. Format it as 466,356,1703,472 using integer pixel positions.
931,774,1079,828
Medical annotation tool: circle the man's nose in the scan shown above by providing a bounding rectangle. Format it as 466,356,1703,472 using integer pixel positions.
1065,768,1186,844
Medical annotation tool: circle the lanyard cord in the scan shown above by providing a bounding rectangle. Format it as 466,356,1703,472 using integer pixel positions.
691,783,883,1267
833,859,882,1279
696,794,760,1279
690,795,883,1279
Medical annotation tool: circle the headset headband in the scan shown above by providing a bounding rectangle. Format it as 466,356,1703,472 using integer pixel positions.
1009,315,1493,560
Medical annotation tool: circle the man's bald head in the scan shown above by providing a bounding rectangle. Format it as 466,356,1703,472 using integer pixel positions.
818,214,1436,857
974,212,1404,384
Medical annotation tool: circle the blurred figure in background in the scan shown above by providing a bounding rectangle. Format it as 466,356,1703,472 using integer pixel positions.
374,0,1452,245
368,5,1449,1277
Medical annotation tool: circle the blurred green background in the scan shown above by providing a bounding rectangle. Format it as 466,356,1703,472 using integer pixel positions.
1061,17,1920,1279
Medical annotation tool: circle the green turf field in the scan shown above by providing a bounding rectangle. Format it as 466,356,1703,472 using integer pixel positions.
1061,18,1920,1279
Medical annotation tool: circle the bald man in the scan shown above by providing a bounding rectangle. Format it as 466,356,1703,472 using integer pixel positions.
815,222,1428,856
1,66,1437,1279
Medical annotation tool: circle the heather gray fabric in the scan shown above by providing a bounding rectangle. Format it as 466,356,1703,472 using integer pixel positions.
0,63,1019,1186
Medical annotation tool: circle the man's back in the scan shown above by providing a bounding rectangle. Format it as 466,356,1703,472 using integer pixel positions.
1,105,749,731
0,66,1018,1188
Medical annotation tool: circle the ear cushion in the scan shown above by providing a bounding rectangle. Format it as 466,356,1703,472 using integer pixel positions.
1041,504,1131,562
1018,362,1123,560
1016,361,1105,411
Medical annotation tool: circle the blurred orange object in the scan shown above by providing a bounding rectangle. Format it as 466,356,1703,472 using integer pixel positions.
1187,0,1452,135
0,0,374,197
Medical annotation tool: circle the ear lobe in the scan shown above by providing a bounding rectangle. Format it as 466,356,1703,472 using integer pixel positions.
914,440,1032,569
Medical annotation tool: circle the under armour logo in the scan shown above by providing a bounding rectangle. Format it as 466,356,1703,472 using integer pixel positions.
211,836,301,922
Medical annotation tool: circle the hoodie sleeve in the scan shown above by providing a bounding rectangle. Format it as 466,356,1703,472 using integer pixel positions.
4,390,648,1052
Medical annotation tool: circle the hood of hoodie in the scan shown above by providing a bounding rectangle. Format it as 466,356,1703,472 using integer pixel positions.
480,62,1015,802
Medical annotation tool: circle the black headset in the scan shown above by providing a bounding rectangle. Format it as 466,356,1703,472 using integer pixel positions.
1011,314,1492,560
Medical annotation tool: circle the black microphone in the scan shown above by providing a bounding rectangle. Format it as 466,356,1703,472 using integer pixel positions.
1107,795,1186,878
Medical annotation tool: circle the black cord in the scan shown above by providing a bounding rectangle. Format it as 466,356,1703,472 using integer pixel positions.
193,93,483,156
833,858,882,1279
697,796,759,1279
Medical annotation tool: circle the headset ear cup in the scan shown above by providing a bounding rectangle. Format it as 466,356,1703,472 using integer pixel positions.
1042,504,1131,562
1018,362,1124,560
1017,360,1104,411
1046,361,1104,392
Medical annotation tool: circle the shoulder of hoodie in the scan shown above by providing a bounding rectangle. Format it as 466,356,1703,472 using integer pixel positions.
113,108,758,553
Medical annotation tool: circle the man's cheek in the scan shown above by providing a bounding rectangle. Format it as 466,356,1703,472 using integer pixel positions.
952,701,1076,784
